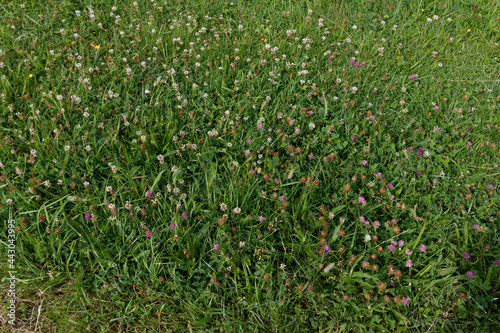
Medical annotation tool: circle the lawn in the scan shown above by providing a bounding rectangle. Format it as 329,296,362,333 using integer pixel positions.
0,0,499,332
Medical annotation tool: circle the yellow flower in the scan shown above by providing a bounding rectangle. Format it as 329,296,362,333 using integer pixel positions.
421,9,424,12
467,29,471,32
95,45,100,49
29,74,33,78
264,39,267,42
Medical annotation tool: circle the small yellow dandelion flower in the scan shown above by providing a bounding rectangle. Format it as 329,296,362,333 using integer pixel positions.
467,29,471,32
264,39,267,42
95,45,100,49
29,74,33,78
421,9,424,12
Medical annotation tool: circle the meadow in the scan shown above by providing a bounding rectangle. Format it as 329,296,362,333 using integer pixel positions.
0,0,499,332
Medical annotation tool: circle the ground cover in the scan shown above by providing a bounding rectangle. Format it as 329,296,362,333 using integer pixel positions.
0,0,499,331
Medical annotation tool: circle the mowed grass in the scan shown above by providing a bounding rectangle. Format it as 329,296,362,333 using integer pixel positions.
0,0,499,332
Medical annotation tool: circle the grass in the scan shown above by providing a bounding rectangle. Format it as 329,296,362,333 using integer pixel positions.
0,0,499,331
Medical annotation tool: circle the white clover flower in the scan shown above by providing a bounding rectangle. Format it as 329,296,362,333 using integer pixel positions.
364,234,371,242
